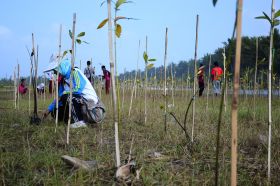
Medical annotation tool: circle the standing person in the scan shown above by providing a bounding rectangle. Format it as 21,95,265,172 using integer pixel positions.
37,83,45,94
197,63,205,97
18,78,28,95
102,65,111,95
84,60,95,86
43,59,105,128
211,61,223,96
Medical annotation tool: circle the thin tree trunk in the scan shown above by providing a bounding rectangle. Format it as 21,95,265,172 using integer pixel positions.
254,37,258,121
66,13,76,145
268,0,275,182
231,1,243,185
107,0,120,167
55,24,62,132
164,28,168,132
191,15,199,142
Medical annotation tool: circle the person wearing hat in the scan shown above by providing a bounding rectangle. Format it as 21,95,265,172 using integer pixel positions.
43,59,105,128
197,63,205,96
211,61,223,96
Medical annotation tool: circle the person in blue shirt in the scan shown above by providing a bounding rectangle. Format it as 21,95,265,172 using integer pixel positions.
43,59,105,128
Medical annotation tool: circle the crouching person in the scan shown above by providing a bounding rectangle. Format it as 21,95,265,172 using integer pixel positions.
43,59,105,128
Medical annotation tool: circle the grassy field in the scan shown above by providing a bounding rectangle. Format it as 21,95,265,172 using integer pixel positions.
0,87,280,185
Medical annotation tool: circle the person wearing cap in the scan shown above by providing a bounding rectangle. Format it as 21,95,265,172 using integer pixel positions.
211,61,223,96
84,60,95,86
197,63,205,97
43,59,105,128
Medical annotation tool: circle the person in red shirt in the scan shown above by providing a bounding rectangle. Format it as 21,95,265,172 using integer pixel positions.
102,65,111,95
18,78,28,95
197,63,205,96
211,61,223,96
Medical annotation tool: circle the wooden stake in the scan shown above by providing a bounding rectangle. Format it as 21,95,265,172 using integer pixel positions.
231,1,243,185
191,15,199,142
253,37,258,120
67,13,76,145
144,36,148,125
56,24,62,132
164,28,168,132
206,55,211,114
17,61,20,110
14,67,17,109
29,62,31,114
223,48,227,112
128,40,140,117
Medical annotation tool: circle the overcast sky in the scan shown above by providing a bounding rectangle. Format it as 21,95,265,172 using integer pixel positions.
0,0,279,78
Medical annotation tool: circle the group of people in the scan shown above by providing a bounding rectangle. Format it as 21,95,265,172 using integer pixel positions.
83,61,111,95
197,61,224,97
18,79,45,95
18,57,223,128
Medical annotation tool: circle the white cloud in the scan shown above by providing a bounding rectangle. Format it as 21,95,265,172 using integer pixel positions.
0,25,12,39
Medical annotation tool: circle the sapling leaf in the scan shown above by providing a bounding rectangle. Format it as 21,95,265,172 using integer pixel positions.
116,0,127,9
62,50,68,58
97,18,109,29
69,30,73,39
115,16,127,22
148,58,156,62
82,41,90,44
77,32,85,37
255,16,267,20
115,24,122,38
213,0,218,6
147,63,154,69
76,39,82,44
143,52,148,63
274,9,280,19
69,50,72,54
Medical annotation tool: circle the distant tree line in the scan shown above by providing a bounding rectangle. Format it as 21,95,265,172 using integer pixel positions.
119,29,280,85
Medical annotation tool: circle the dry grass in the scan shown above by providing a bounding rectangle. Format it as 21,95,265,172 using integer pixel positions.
0,87,280,185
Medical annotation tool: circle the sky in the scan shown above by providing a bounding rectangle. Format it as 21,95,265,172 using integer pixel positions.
0,0,279,79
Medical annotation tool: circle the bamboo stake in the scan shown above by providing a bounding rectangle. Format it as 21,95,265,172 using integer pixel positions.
171,62,174,107
191,15,199,142
17,62,20,110
43,73,46,104
164,28,168,132
231,1,243,185
206,55,211,114
223,48,227,112
267,0,275,182
66,13,76,145
55,24,62,132
29,62,31,114
144,36,148,125
253,37,258,121
107,0,120,167
14,67,17,109
128,41,140,117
